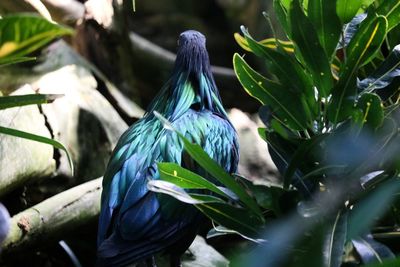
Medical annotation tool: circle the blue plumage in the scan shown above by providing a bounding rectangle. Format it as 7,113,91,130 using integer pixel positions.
97,30,239,266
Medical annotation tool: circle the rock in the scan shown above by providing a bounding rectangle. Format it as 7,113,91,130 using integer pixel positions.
0,85,56,197
33,65,129,180
155,236,229,267
228,108,279,183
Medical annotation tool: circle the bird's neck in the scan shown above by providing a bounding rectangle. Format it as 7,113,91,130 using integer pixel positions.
148,69,228,121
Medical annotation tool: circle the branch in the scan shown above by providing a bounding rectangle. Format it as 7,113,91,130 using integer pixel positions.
1,178,102,254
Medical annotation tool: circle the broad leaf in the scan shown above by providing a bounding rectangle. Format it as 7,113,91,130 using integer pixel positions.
273,0,291,37
375,0,400,32
352,235,395,264
358,44,400,92
283,134,327,189
308,0,342,59
197,202,264,239
233,53,311,130
290,0,334,97
347,178,400,240
157,162,232,199
0,14,73,59
336,0,363,23
0,94,63,110
356,93,384,129
0,126,73,175
154,112,264,219
234,33,294,53
328,15,388,124
323,211,348,267
0,56,35,67
147,180,224,205
364,258,400,267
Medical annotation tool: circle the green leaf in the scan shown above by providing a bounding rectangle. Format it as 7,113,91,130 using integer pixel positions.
147,180,224,205
283,134,327,189
0,126,74,175
323,210,348,267
0,94,63,110
0,56,35,67
328,15,388,124
364,257,400,267
273,0,291,37
358,44,400,92
196,202,264,239
0,14,73,59
347,178,400,240
357,93,384,129
157,162,232,199
290,0,334,97
240,27,312,96
154,111,264,220
233,53,311,130
336,0,363,23
375,0,400,32
308,0,342,59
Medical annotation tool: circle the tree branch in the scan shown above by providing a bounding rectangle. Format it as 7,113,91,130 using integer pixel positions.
1,178,102,254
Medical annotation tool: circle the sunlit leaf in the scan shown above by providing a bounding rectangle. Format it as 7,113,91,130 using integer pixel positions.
0,56,35,67
0,14,73,59
233,53,311,130
336,0,363,24
234,33,294,53
0,126,74,175
157,162,233,199
154,111,264,219
0,94,63,110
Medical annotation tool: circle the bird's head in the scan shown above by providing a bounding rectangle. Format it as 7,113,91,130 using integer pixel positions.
174,30,210,75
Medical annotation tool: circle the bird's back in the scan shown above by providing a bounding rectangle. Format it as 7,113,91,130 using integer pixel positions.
97,30,239,267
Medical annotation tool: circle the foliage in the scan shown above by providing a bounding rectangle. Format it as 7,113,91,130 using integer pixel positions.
149,0,400,266
0,14,74,174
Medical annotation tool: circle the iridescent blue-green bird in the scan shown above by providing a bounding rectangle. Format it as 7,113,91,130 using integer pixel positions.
97,30,239,267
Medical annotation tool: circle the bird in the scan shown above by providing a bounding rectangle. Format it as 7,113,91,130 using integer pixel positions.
97,30,239,267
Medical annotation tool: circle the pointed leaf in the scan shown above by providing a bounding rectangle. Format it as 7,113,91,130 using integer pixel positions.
0,15,73,59
308,0,342,58
336,0,363,23
357,93,384,129
375,0,400,32
157,162,233,199
147,180,224,205
283,133,327,189
274,0,291,37
364,258,400,267
0,56,35,67
289,0,334,97
154,112,264,219
358,44,400,92
328,15,388,124
0,126,73,175
323,211,348,267
352,235,395,264
233,53,310,130
0,94,63,110
196,202,264,239
347,178,400,240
